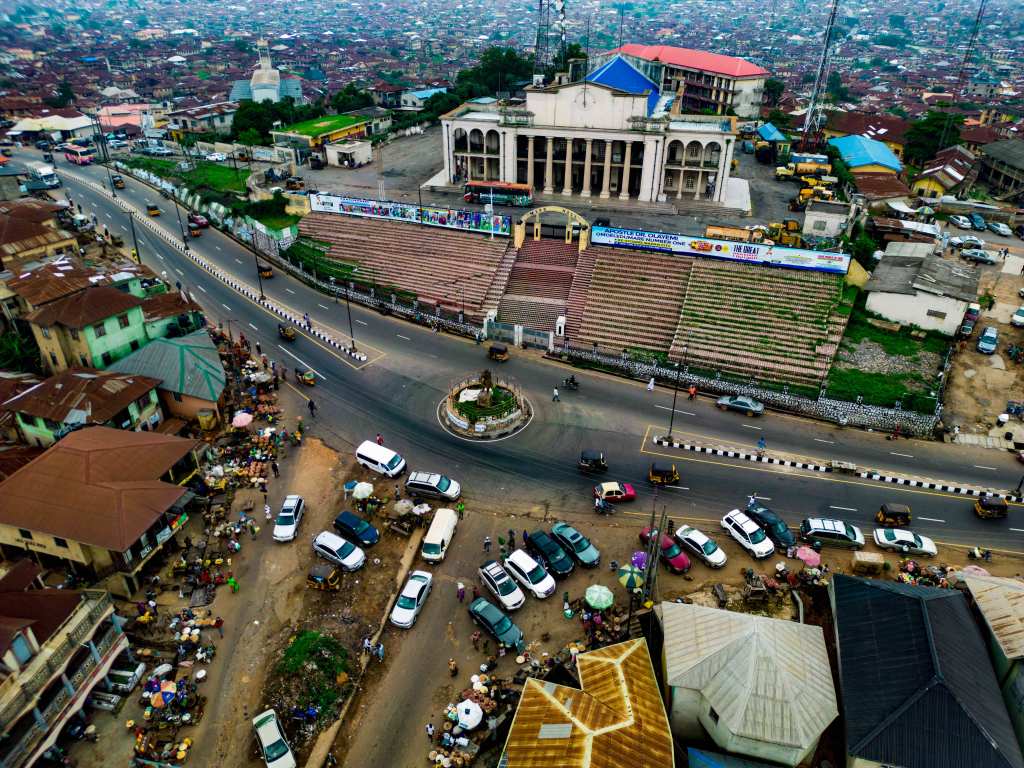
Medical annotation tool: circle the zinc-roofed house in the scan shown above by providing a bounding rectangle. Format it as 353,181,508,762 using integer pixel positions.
500,638,673,768
831,575,1024,768
828,135,903,174
107,331,226,422
965,575,1024,749
657,601,837,767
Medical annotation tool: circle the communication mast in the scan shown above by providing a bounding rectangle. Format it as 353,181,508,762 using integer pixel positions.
940,0,987,150
533,0,567,78
800,0,839,151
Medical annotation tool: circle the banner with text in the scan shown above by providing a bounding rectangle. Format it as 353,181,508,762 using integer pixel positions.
591,226,850,274
310,194,511,237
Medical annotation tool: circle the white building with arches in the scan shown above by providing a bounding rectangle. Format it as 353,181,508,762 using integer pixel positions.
438,57,740,206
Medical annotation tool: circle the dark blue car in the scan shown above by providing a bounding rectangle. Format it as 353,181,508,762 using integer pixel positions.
332,511,379,546
745,501,796,549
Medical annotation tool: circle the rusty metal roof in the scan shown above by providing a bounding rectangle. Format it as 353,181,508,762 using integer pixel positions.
500,638,673,768
965,574,1024,660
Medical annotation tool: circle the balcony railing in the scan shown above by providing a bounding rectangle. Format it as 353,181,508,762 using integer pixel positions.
0,592,112,731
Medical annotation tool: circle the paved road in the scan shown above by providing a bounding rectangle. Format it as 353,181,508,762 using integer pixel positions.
49,156,1024,556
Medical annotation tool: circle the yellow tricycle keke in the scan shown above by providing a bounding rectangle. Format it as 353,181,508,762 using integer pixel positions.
648,461,680,486
307,564,341,591
487,343,510,362
875,503,911,527
974,496,1009,519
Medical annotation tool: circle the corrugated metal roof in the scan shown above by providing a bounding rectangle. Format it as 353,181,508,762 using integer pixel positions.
965,574,1024,661
586,56,660,116
500,638,673,768
828,134,903,172
107,331,225,402
659,601,837,750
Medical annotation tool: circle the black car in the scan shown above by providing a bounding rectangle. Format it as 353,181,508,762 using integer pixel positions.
332,511,380,547
745,501,796,549
468,598,524,650
525,530,575,578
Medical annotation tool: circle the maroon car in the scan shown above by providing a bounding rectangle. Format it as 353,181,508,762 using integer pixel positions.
187,212,209,228
639,526,690,574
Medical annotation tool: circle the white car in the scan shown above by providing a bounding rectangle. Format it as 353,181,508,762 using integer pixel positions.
989,221,1013,237
948,215,972,229
873,528,937,557
205,152,227,162
721,509,775,559
503,549,556,599
675,524,728,568
1011,306,1024,328
950,235,985,249
390,570,433,628
107,139,128,149
312,531,366,571
478,560,526,610
272,494,304,542
252,709,297,768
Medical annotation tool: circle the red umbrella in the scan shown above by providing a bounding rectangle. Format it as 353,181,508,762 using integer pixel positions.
795,546,821,567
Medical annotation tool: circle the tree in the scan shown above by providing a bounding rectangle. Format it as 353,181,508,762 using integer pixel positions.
455,47,534,98
46,81,74,108
548,42,587,79
330,84,372,114
904,111,962,164
767,108,792,129
826,71,851,103
763,77,785,106
238,128,264,148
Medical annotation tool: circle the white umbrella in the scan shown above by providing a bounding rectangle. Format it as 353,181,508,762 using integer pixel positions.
352,482,374,500
394,499,414,515
457,699,483,730
231,412,253,428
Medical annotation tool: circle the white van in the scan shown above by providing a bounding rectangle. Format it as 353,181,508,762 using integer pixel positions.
355,440,406,477
421,508,458,563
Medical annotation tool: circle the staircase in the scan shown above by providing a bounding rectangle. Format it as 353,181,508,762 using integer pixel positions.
563,249,597,342
480,244,518,318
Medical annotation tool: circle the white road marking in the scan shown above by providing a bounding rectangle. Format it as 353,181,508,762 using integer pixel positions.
276,345,324,379
1011,528,1024,533
215,245,222,251
355,319,368,326
120,225,128,231
974,465,998,471
248,323,258,331
829,505,858,512
221,303,232,311
396,334,411,340
196,285,207,293
742,424,762,431
890,451,914,458
662,485,689,491
318,304,330,310
285,288,296,294
814,438,835,444
174,268,183,276
104,212,112,218
157,254,165,261
918,517,946,523
655,404,695,416
235,258,243,265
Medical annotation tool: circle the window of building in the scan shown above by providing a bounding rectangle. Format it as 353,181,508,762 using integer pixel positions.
813,220,827,231
94,322,107,338
136,394,151,410
118,313,130,329
101,352,113,366
49,352,58,367
54,537,69,549
17,529,32,540
129,340,140,352
11,633,33,665
926,309,947,320
70,328,79,340
708,706,719,725
40,326,50,339
172,392,183,402
80,355,88,366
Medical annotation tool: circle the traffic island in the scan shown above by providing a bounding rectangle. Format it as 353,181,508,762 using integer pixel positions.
438,370,532,440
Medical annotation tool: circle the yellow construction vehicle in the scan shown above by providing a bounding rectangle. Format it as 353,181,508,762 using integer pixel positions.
766,220,804,247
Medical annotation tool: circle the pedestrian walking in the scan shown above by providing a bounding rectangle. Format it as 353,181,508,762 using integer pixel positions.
522,529,529,546
456,501,465,520
376,432,384,446
394,484,401,500
264,503,272,521
552,387,560,402
471,631,481,650
261,354,268,370
507,529,515,548
647,377,655,392
362,636,373,654
271,460,280,478
757,436,766,456
425,723,435,741
687,384,697,400
375,642,385,663
483,535,492,552
255,341,262,356
303,312,312,331
472,585,480,601
271,360,277,374
147,599,158,616
308,399,317,417
214,616,224,638
448,658,459,677
227,576,239,593
457,582,466,602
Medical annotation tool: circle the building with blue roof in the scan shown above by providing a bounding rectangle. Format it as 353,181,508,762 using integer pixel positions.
828,134,902,173
757,123,786,143
400,87,448,111
585,56,662,117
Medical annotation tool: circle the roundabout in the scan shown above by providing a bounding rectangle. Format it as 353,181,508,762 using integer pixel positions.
438,369,533,441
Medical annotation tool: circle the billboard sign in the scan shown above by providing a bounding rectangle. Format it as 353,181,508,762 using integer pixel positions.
310,194,511,237
590,226,850,274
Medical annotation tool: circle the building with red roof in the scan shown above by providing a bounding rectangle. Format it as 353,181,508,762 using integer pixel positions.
594,44,768,118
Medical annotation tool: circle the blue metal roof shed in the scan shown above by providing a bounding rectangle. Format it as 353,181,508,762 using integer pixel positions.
586,56,661,116
757,123,786,142
828,134,903,172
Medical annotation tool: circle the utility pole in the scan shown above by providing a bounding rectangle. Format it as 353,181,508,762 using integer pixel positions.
171,192,190,252
128,212,141,263
254,251,266,300
940,0,987,151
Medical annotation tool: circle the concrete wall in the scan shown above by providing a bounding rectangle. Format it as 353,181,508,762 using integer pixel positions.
528,84,648,131
699,703,813,767
85,305,148,368
0,523,92,565
732,78,766,119
865,290,965,335
158,389,219,421
668,687,705,740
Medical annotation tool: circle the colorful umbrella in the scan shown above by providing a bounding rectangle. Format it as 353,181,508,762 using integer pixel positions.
795,546,821,567
352,482,374,500
231,412,253,428
585,584,614,610
617,565,645,590
630,550,649,569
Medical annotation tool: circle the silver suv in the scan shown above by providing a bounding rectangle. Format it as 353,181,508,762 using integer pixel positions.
799,518,864,550
405,471,461,501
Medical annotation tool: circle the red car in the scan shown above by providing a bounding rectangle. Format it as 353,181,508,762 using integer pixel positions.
639,526,691,574
187,212,209,228
594,482,636,502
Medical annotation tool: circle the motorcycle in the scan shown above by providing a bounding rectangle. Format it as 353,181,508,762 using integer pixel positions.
594,498,615,516
968,547,993,562
562,377,579,391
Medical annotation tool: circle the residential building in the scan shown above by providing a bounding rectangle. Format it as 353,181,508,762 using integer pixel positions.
0,561,129,768
0,167,27,203
139,291,204,340
823,111,910,160
341,106,392,137
229,39,303,104
440,56,740,205
979,140,1024,202
367,84,404,109
0,426,203,597
24,285,148,374
864,246,979,335
657,601,838,767
831,575,1024,768
911,145,976,198
166,101,239,138
400,87,446,111
500,638,673,767
828,135,903,174
7,109,94,142
964,574,1024,749
0,444,43,481
108,331,226,422
802,199,855,238
959,124,1003,154
0,373,42,442
593,44,768,119
852,172,912,204
4,368,163,447
0,204,77,272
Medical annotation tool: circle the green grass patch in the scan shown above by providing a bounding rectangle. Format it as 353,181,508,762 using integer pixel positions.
277,631,348,715
253,212,301,230
841,309,949,357
454,387,518,422
282,239,361,282
125,156,250,194
276,113,365,138
825,367,937,413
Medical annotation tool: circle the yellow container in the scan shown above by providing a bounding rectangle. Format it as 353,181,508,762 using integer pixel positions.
197,409,218,431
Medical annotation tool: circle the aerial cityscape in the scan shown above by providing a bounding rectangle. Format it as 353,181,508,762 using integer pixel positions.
1,0,1024,766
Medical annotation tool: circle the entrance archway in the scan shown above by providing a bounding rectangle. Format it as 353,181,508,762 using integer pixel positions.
513,206,591,251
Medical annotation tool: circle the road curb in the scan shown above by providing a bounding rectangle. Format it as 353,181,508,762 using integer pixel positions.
61,169,369,363
651,435,1023,502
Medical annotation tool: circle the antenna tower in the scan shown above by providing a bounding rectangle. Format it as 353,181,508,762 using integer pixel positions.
800,0,839,151
939,0,987,149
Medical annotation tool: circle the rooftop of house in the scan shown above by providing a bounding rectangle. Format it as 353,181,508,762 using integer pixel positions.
108,330,226,402
24,285,145,330
865,252,979,303
982,139,1024,170
0,562,83,661
829,134,903,172
852,171,911,199
2,368,160,427
139,290,203,323
964,574,1024,661
827,111,910,144
0,425,200,552
609,43,768,78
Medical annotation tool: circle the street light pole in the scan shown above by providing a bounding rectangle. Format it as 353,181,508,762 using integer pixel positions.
128,211,141,263
171,192,190,252
667,343,687,439
253,251,265,300
344,284,357,351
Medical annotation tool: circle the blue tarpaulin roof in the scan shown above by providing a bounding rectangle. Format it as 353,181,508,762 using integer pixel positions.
757,122,786,142
688,748,778,768
828,134,903,172
586,55,660,116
